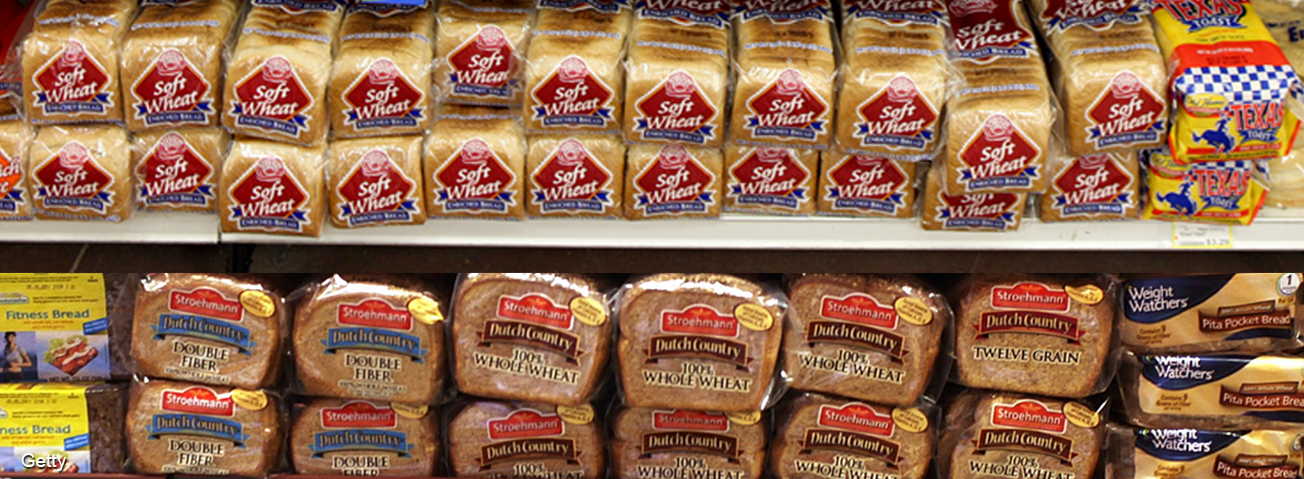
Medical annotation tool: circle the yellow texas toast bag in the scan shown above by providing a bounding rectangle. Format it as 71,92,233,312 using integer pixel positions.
1152,0,1303,163
1140,146,1268,225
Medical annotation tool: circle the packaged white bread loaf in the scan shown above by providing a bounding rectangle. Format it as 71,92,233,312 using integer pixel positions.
28,125,134,222
328,135,425,228
525,0,632,134
817,152,920,218
223,0,345,146
623,0,730,147
731,1,837,150
920,162,1026,231
0,120,34,221
724,145,819,216
434,0,533,107
1028,1,1167,157
943,0,1053,195
527,135,625,219
22,0,138,125
121,0,240,132
330,1,435,139
625,143,722,220
132,127,230,213
1040,150,1140,222
220,138,327,237
837,0,948,161
424,106,527,220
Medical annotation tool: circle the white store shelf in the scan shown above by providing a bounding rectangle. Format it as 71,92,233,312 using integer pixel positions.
0,211,220,244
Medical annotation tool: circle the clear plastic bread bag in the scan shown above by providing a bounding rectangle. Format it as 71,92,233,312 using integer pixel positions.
948,274,1122,399
0,118,34,221
1117,273,1304,355
1265,145,1304,209
780,274,953,407
920,159,1029,232
21,0,137,126
613,274,791,413
126,376,285,477
288,274,451,406
1108,422,1304,479
938,389,1110,479
330,1,436,139
326,134,426,228
608,402,768,479
1119,350,1304,430
424,105,529,220
815,151,924,219
1253,0,1304,71
131,128,231,213
443,396,607,479
27,124,135,222
524,0,632,135
218,138,328,237
288,396,440,476
771,391,936,479
1038,125,1143,223
0,3,34,122
434,0,534,108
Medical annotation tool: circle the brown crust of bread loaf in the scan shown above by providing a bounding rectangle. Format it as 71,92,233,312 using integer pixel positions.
126,379,282,476
447,400,605,479
772,393,932,479
953,275,1114,398
617,274,784,412
290,398,439,476
294,275,447,404
453,273,612,406
132,273,287,389
939,391,1104,479
611,406,766,479
784,274,949,406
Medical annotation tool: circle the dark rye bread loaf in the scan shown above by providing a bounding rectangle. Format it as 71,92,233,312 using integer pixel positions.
132,274,287,389
784,274,949,406
771,393,933,479
291,398,439,476
127,379,282,476
295,275,447,404
447,399,605,479
953,275,1115,398
453,274,612,405
940,391,1105,479
618,274,785,412
611,406,767,479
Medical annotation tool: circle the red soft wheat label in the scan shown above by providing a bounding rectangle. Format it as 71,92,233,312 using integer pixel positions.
322,401,398,428
1050,153,1134,217
34,142,114,212
854,76,938,152
936,190,1020,230
497,293,573,329
0,144,24,213
338,299,412,330
436,138,516,213
818,403,895,436
335,149,418,226
825,156,909,215
530,139,614,213
32,39,114,116
660,305,738,337
230,56,314,138
958,114,1041,191
991,282,1070,311
844,0,946,25
342,59,425,131
948,0,1036,62
227,156,311,232
633,145,715,216
652,410,730,431
729,147,810,210
633,71,719,145
170,288,243,322
820,293,898,329
530,56,615,129
1039,0,1142,30
131,48,214,127
1086,71,1165,150
991,400,1067,433
161,387,235,417
487,410,564,440
447,25,517,100
744,69,829,143
136,132,216,208
634,0,731,28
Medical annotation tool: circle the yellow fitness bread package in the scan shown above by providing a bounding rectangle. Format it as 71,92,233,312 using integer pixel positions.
1152,0,1303,164
1140,146,1268,225
1113,427,1304,479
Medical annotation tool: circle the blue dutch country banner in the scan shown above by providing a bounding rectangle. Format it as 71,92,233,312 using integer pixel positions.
322,327,427,362
149,414,249,447
311,430,413,458
153,314,256,354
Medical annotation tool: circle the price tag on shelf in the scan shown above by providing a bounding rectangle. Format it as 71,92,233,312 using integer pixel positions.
1171,222,1233,249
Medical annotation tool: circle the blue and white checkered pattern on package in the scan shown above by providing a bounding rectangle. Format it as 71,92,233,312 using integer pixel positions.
1175,65,1301,101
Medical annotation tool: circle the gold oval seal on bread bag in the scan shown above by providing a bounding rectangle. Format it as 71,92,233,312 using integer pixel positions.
895,297,933,325
735,304,774,331
231,389,268,410
407,297,443,324
393,403,429,419
240,291,276,318
570,297,607,326
557,404,595,424
1063,401,1100,428
726,411,761,426
892,407,929,432
1065,285,1104,305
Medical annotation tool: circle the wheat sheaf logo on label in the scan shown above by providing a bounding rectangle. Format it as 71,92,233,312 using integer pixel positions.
227,156,310,232
634,71,719,144
826,156,908,215
635,0,731,28
339,299,413,330
949,0,1035,61
745,69,829,142
1052,153,1134,217
531,139,614,213
992,282,1070,312
653,410,730,431
937,191,1019,230
737,0,831,23
343,59,425,131
337,150,418,226
131,49,213,127
161,387,235,416
1088,72,1165,149
1040,0,1140,29
35,142,114,212
252,0,343,14
137,133,215,207
992,400,1067,433
497,293,573,330
960,114,1040,191
660,305,738,337
448,25,517,99
820,293,898,329
634,145,715,215
1153,0,1247,32
0,146,24,213
322,401,398,428
231,56,313,138
436,138,515,213
538,0,628,13
33,40,113,115
488,410,565,440
532,56,615,128
818,403,895,436
855,76,938,150
730,147,809,209
844,0,944,25
170,288,243,322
